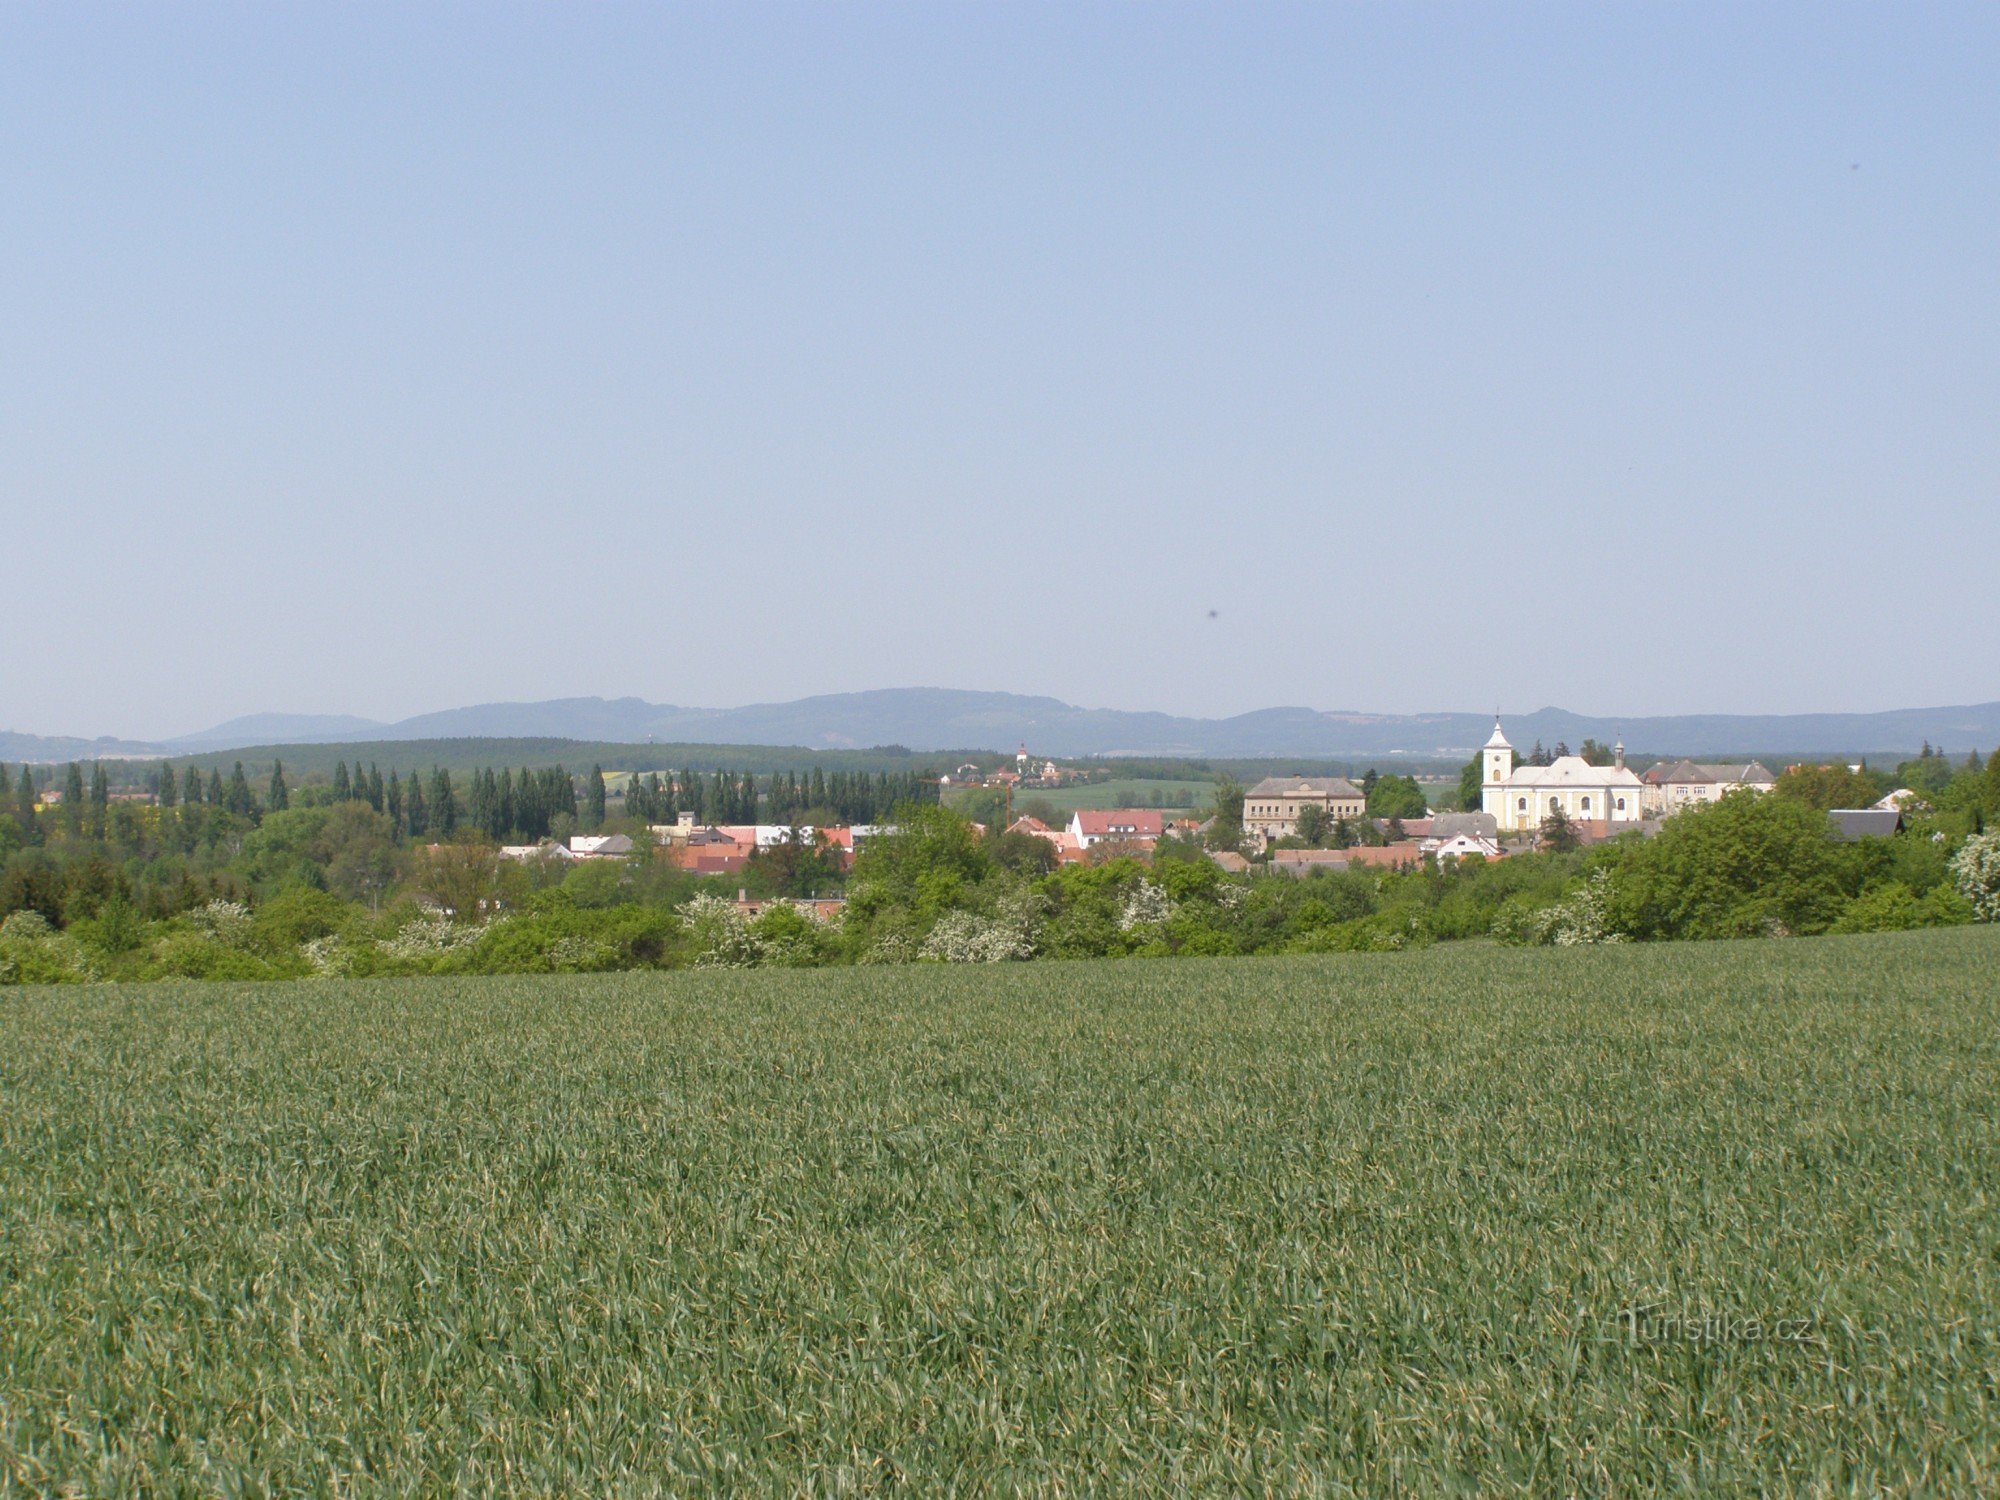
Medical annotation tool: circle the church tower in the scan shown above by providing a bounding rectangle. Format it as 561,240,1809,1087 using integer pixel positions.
1482,719,1514,791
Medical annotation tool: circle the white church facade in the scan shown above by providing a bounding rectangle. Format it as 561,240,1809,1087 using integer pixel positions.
1479,720,1648,834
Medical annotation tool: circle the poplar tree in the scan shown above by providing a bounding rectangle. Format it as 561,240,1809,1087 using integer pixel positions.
428,768,457,836
367,765,385,812
0,765,9,800
158,762,179,810
226,762,254,817
405,773,427,837
585,766,607,830
332,761,352,801
267,760,289,812
208,769,224,807
386,770,404,831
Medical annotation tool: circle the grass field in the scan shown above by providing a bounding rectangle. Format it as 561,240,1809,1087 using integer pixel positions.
3,930,1997,1491
953,777,1217,815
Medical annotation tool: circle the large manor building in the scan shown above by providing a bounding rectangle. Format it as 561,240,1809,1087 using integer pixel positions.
1243,775,1367,841
1479,720,1648,834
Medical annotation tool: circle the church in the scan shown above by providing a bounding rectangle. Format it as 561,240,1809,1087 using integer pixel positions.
1480,720,1647,834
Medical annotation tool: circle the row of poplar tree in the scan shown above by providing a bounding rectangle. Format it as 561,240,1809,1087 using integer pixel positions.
621,767,939,827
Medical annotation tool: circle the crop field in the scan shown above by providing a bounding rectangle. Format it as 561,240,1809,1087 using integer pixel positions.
3,929,1997,1492
979,777,1218,814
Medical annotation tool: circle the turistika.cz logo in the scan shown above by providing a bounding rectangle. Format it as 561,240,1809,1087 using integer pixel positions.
1602,1304,1820,1349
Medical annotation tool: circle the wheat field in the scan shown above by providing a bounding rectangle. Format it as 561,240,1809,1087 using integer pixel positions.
3,929,1996,1493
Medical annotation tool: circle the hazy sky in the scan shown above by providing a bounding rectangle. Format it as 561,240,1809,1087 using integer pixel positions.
4,3,1995,739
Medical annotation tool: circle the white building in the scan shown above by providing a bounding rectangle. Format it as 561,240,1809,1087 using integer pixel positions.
1480,720,1647,834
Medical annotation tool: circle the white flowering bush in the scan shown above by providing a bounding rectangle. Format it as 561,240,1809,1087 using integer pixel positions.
860,931,918,966
1493,870,1626,947
189,899,254,948
679,893,761,969
302,936,354,976
378,913,489,960
919,898,1038,964
1118,879,1174,933
1949,832,2000,921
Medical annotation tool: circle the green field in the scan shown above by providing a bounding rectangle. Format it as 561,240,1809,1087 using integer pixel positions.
3,930,1997,1491
953,776,1217,815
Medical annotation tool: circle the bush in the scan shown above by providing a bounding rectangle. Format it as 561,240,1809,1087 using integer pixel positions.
0,910,101,985
1949,832,2000,921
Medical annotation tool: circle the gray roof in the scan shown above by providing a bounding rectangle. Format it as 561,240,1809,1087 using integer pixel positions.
1827,808,1903,842
1429,810,1498,840
1245,776,1364,799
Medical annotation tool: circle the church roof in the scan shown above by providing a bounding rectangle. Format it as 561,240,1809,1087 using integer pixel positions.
1484,720,1512,749
1501,756,1645,789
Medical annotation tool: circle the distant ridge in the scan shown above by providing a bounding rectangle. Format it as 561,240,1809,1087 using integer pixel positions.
8,688,2000,762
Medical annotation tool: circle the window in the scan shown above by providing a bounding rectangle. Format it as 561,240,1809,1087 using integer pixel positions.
1580,797,1591,813
1517,798,1527,811
1616,797,1627,812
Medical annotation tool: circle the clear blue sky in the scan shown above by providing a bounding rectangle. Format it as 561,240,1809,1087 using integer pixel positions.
4,3,1995,738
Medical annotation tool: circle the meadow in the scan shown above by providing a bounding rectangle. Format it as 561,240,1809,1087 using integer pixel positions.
2,928,1996,1492
958,776,1218,816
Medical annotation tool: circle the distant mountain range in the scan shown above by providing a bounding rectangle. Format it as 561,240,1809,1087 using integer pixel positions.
6,688,1999,765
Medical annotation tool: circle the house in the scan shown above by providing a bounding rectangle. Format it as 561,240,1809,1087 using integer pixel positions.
1268,849,1356,876
1480,720,1647,834
1422,832,1502,862
1828,808,1904,842
1641,758,1777,811
1008,815,1089,864
1336,843,1427,870
1068,809,1164,849
1428,810,1498,842
568,833,635,859
499,841,573,863
1242,776,1367,842
1206,850,1251,874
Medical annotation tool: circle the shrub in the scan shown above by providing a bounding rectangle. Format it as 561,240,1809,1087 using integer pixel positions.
1494,871,1625,946
1949,832,2000,921
0,910,101,985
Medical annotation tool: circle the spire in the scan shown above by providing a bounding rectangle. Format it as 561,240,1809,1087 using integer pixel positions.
1484,716,1512,750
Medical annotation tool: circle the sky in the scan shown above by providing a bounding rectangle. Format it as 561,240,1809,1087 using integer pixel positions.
3,3,1996,739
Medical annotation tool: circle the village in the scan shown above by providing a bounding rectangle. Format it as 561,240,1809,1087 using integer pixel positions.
448,718,1923,913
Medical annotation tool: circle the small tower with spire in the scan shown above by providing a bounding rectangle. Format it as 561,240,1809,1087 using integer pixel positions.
1483,717,1515,790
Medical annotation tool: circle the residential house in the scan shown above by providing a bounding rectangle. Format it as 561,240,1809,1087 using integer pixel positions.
1422,832,1503,862
1242,776,1367,842
1068,809,1165,850
569,834,635,860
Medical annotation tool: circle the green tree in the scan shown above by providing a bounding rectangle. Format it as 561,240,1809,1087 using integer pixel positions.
226,762,255,817
14,766,36,827
1293,803,1329,847
1774,763,1887,811
208,768,225,807
428,768,457,837
332,761,352,801
1456,755,1483,812
585,765,607,831
62,763,85,830
267,760,289,813
1538,805,1579,853
157,762,179,810
1366,774,1428,821
1608,792,1847,940
1205,776,1244,850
